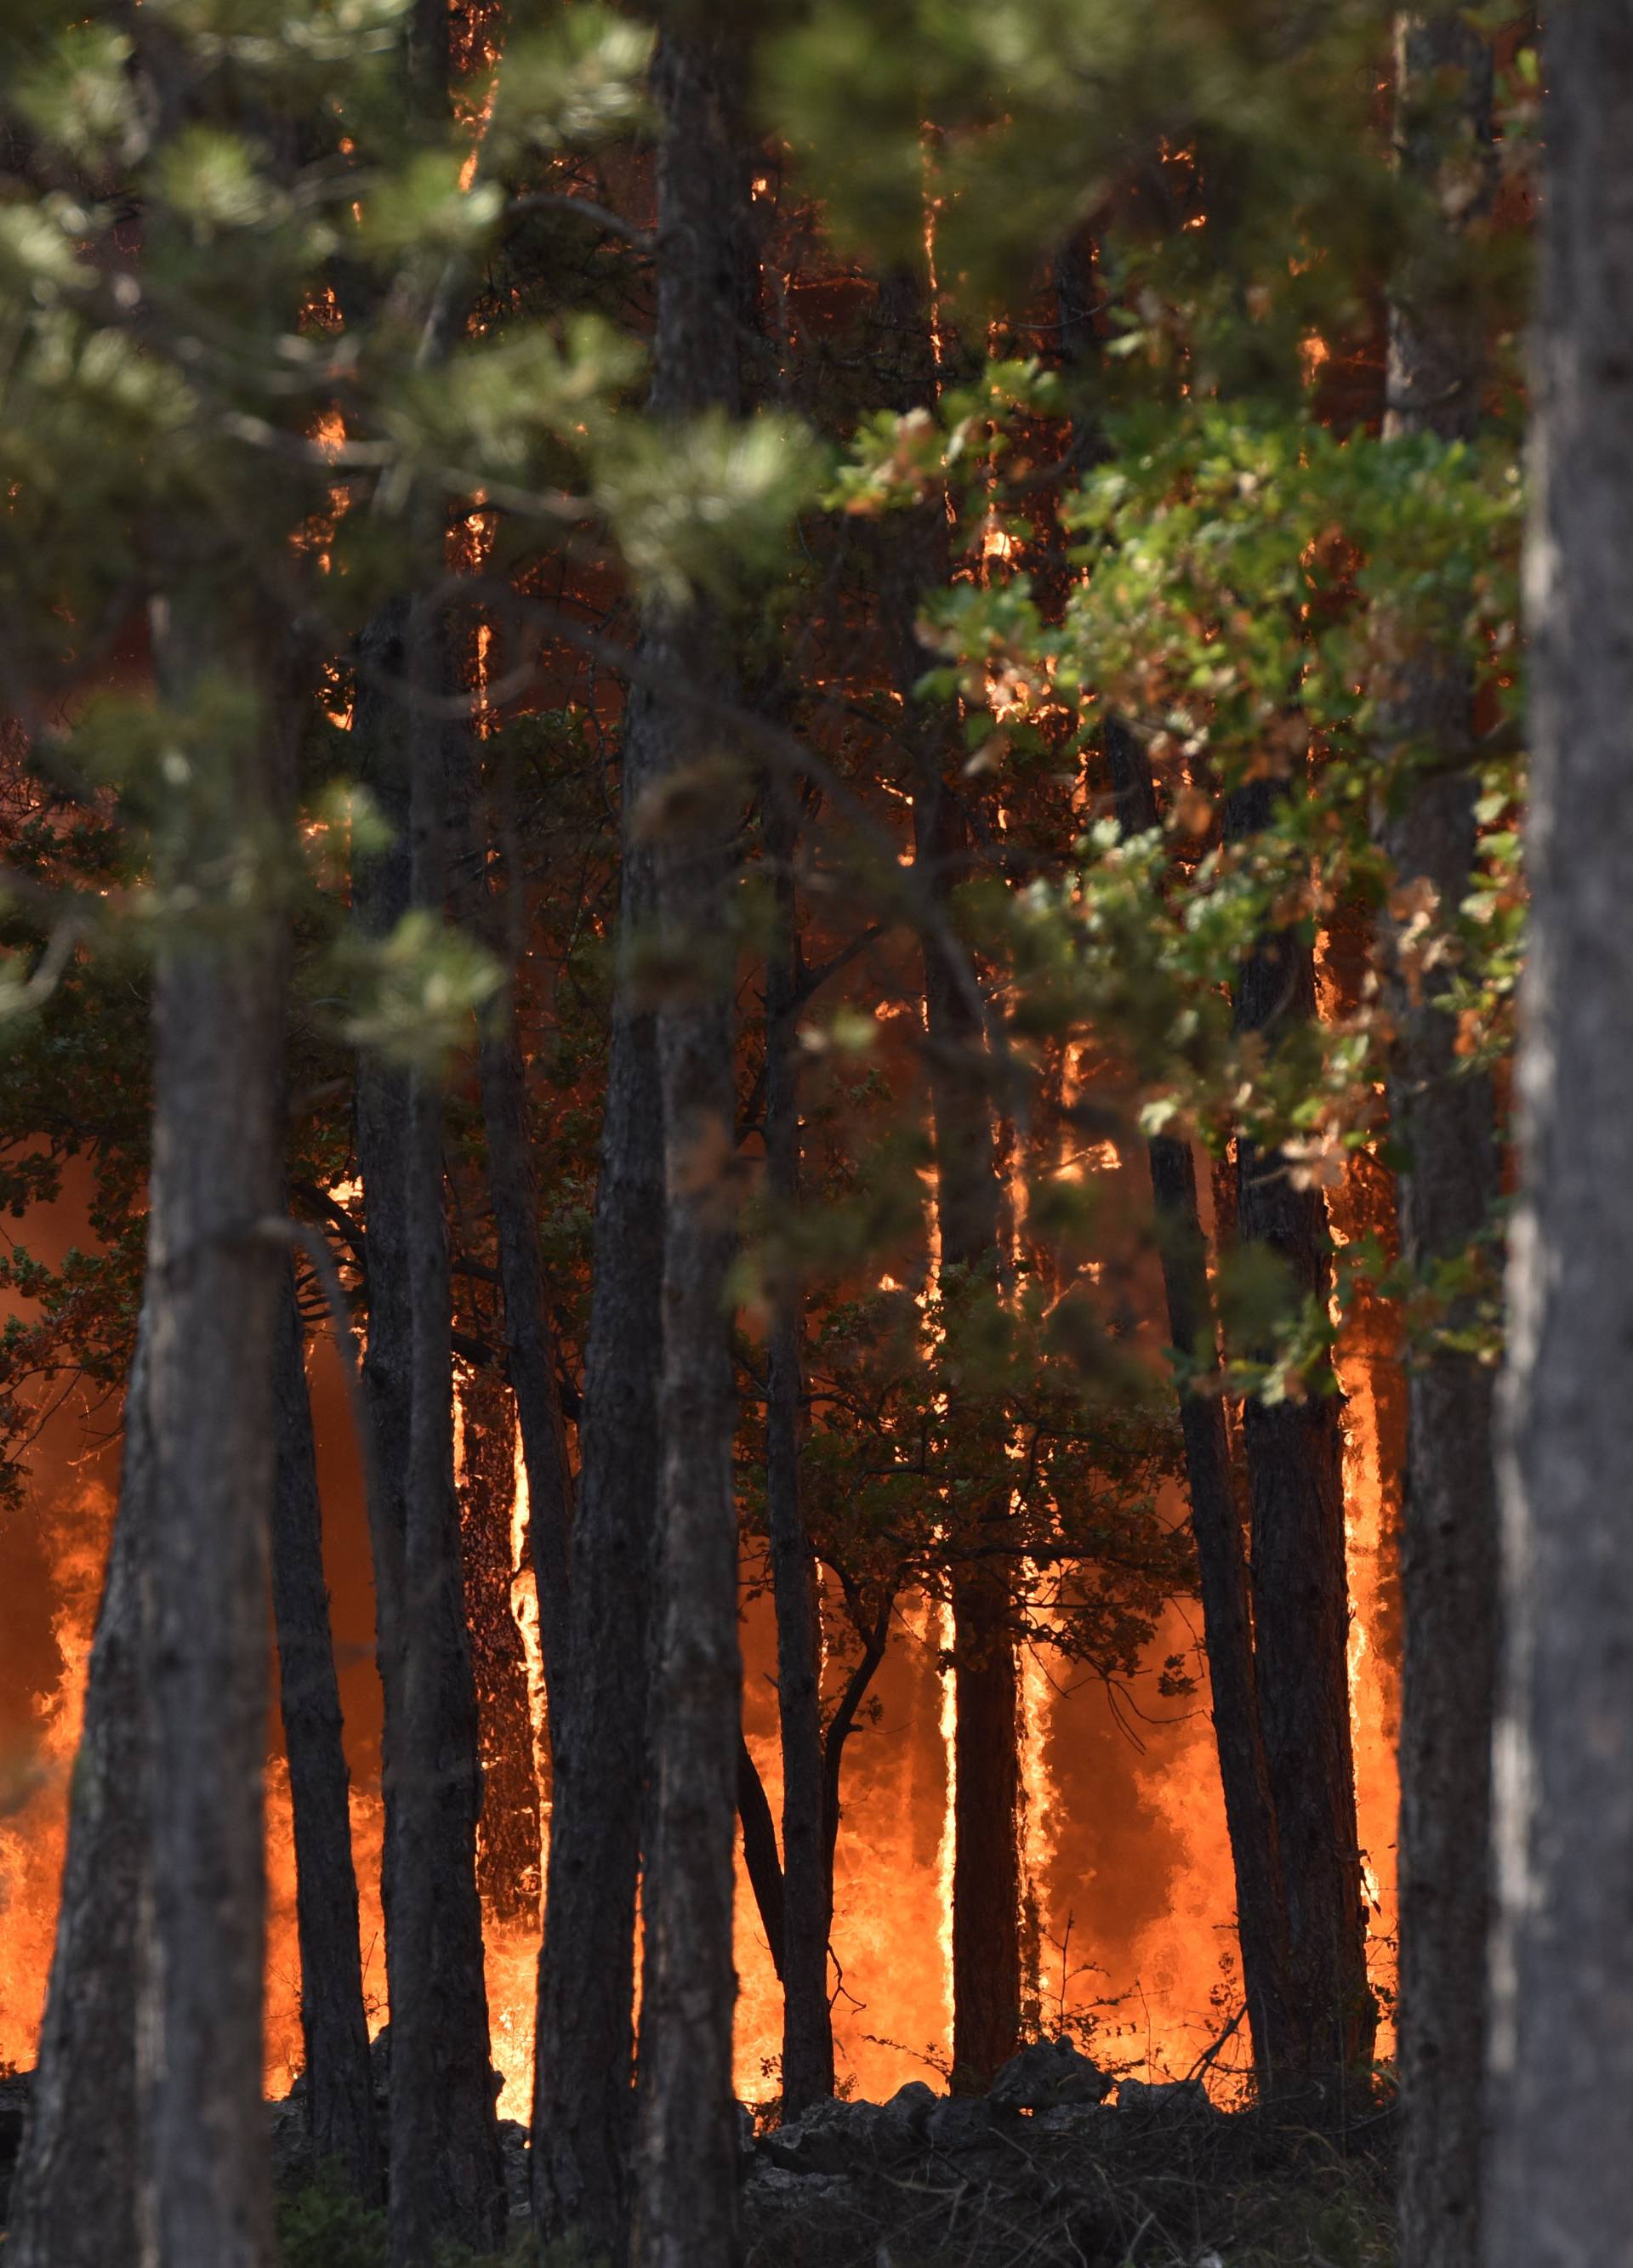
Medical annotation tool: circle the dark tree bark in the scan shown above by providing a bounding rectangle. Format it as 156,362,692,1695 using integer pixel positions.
1487,12,1633,2263
353,605,504,2267
1227,779,1374,2092
1105,727,1291,2092
456,1360,543,1924
869,266,1022,2095
5,1333,153,2268
140,617,290,2266
1381,20,1499,2266
762,791,835,2109
273,1269,383,2203
478,1015,573,1702
629,28,752,2268
737,1731,787,1981
530,810,664,2248
459,748,575,1706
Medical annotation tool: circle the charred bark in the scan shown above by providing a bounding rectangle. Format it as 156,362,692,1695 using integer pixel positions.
5,1332,153,2268
353,605,504,2266
629,29,752,2268
871,268,1022,2095
1487,11,1633,2262
530,834,663,2246
763,792,835,2109
478,1010,573,1704
140,620,290,2266
1227,778,1374,2093
273,1269,383,2203
456,1361,543,1924
1106,726,1291,2093
737,1731,788,1981
1382,20,1499,2266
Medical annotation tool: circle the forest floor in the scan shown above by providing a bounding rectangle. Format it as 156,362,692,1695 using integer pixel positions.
274,2096,1397,2268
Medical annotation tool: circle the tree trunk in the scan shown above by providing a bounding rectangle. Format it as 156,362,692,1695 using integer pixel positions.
629,28,750,2268
5,1332,153,2268
456,1361,544,1925
352,604,504,2265
1487,12,1633,2262
140,620,289,2266
1228,780,1374,2094
478,1013,573,1703
461,745,574,1707
1105,725,1292,2092
1382,20,1499,2265
273,1268,383,2203
530,805,664,2248
763,792,835,2110
870,265,1022,2095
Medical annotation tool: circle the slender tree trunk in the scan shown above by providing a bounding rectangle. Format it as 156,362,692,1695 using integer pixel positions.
478,1012,573,1701
273,1268,383,2203
915,757,1021,2093
140,620,289,2266
352,605,504,2265
530,814,664,2248
1228,781,1374,2094
629,29,751,2268
1106,726,1291,2092
763,793,835,2110
392,607,507,2267
5,1332,153,2268
460,745,575,1705
456,1361,544,1924
1382,20,1499,2265
870,266,1022,2095
1487,13,1633,2262
737,1731,788,1981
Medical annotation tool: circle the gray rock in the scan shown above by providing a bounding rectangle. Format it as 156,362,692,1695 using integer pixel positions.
924,2095,995,2151
498,2117,530,2220
1117,2076,1212,2119
989,2037,1112,2117
1033,2100,1118,2141
874,2080,938,2152
765,2095,885,2174
744,2162,855,2204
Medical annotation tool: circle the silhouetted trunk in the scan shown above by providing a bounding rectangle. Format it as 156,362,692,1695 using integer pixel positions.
462,749,574,1705
872,265,1022,2095
456,1361,544,1924
5,1332,152,2268
353,603,504,2266
1488,12,1633,2262
530,816,663,2247
140,614,289,2265
737,1731,787,1980
1106,725,1291,2092
1382,20,1499,2265
479,1011,573,1702
1228,778,1374,2092
763,793,834,2109
273,1270,382,2203
629,30,751,2268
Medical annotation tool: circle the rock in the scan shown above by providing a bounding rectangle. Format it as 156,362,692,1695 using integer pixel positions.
1033,2100,1118,2142
924,2095,995,2151
736,2100,758,2175
745,2162,855,2205
498,2117,530,2220
1117,2076,1212,2119
765,2096,885,2174
989,2038,1112,2117
875,2080,938,2152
